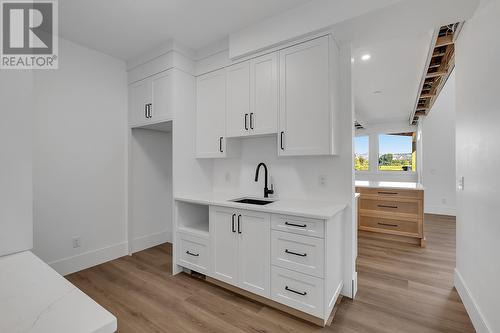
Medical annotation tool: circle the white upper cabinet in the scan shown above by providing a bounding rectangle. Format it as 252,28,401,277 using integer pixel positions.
151,71,173,122
129,78,152,126
250,52,278,136
196,68,227,158
225,52,278,138
278,36,335,156
226,62,250,137
129,70,173,127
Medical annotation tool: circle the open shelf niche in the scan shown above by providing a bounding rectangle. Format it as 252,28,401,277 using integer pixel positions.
176,201,209,238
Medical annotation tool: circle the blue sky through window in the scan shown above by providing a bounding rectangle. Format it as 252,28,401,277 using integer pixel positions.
355,136,369,154
379,134,412,154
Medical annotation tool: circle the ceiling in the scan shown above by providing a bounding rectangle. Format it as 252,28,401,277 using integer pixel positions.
353,32,433,126
59,0,311,61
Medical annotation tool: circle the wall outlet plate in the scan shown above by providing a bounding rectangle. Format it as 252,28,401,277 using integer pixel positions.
72,236,81,248
319,175,327,186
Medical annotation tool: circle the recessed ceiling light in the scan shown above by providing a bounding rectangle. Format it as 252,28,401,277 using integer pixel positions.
361,54,371,61
351,57,354,63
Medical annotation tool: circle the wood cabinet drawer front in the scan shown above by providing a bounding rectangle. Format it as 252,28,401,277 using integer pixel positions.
360,198,419,215
271,266,324,318
359,216,418,235
271,214,324,238
271,231,324,278
356,187,423,199
178,232,209,273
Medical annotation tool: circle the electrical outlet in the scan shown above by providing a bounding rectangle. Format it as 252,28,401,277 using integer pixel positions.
458,176,465,191
72,236,81,248
319,175,327,187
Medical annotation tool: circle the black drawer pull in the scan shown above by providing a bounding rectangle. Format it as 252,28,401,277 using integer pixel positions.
231,214,236,233
237,214,242,234
378,222,398,227
280,131,284,150
186,251,199,257
285,249,307,257
219,137,223,153
378,191,398,195
245,113,249,130
284,221,307,228
378,204,398,209
250,113,254,129
285,286,307,296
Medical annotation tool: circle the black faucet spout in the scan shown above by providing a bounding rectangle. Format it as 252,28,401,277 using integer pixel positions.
255,163,274,198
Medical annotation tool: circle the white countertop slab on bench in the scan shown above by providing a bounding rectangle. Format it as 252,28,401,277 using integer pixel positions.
355,180,424,190
0,251,117,333
175,192,346,220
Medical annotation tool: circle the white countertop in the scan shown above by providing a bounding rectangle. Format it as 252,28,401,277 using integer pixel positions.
175,192,346,220
0,251,117,333
355,180,424,190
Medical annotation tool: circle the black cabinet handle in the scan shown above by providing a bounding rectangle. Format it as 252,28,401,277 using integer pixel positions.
145,104,148,119
378,222,399,227
284,221,307,228
148,103,152,118
378,204,398,209
280,131,284,150
245,113,249,130
231,214,236,233
186,251,199,257
285,249,307,257
378,191,398,195
285,286,307,296
219,137,223,153
250,113,254,129
237,214,242,234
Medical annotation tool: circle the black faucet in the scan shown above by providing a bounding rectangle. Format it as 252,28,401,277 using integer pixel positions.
255,162,274,198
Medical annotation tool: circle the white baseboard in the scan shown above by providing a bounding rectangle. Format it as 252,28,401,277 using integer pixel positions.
131,230,171,254
48,242,129,276
454,269,492,333
425,204,456,216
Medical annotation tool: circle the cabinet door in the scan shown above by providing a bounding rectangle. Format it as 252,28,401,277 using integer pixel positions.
237,210,271,297
250,52,278,136
226,62,250,138
279,36,331,156
210,207,238,285
129,78,152,126
196,69,226,158
151,71,173,121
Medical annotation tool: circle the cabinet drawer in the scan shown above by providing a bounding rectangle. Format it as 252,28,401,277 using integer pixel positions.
356,187,423,199
359,215,419,236
360,198,419,215
178,232,209,273
271,266,324,318
271,214,324,238
271,231,324,278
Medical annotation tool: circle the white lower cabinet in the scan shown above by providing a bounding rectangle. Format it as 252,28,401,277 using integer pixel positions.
175,205,343,325
209,206,270,297
271,230,324,278
271,266,324,318
177,231,209,274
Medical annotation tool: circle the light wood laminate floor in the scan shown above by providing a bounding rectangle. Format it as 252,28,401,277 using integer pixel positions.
67,214,475,333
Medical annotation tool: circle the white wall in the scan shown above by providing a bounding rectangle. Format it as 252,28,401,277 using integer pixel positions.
0,71,34,256
355,122,419,182
33,39,128,275
421,72,456,215
454,1,500,332
130,129,172,252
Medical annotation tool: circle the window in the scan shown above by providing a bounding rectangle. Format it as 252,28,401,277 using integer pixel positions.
378,133,416,171
354,136,369,171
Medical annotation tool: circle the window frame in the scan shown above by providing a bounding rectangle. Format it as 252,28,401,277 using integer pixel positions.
354,131,418,175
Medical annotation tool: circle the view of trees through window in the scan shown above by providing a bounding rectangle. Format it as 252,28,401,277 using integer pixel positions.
378,133,416,171
354,136,369,171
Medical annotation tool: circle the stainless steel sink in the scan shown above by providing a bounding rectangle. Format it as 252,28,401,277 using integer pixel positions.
230,197,275,205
